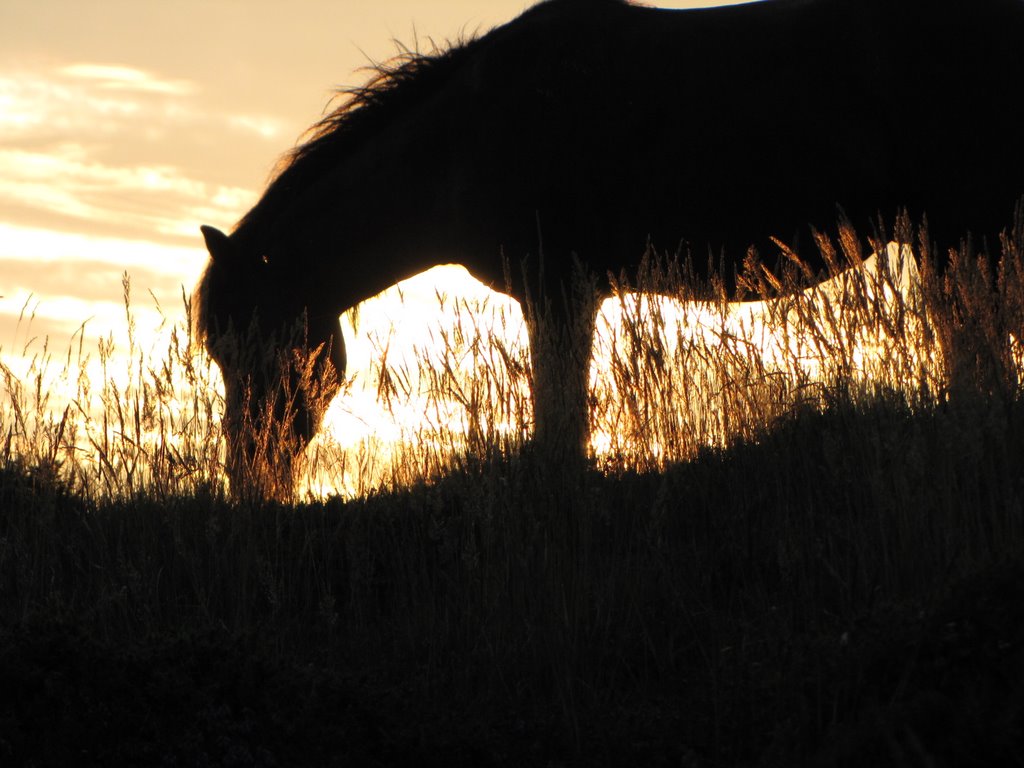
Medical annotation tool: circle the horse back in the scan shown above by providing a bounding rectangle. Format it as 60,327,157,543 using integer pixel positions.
451,0,1024,286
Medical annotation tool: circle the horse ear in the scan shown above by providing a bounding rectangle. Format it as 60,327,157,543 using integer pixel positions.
201,225,235,263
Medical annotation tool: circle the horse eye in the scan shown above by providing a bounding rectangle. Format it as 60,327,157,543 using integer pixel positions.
261,254,270,266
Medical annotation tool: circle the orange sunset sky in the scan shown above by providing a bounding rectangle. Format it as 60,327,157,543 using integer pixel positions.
0,0,748,366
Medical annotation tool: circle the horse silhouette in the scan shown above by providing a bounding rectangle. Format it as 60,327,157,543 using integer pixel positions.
194,0,1024,497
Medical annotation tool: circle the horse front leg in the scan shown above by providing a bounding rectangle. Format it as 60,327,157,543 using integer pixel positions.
525,280,600,464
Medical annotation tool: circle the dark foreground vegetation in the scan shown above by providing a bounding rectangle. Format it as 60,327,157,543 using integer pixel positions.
3,218,1024,766
3,393,1024,767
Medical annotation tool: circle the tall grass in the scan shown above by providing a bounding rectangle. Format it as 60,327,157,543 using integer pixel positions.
2,213,1024,766
4,216,1019,501
1,274,226,502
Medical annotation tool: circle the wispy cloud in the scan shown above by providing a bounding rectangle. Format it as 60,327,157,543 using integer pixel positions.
0,58,296,373
0,221,208,358
0,222,205,276
60,63,195,96
0,63,289,144
227,114,288,141
0,61,287,242
0,69,153,139
0,145,256,239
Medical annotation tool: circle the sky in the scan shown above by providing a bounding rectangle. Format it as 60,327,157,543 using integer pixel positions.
0,0,752,354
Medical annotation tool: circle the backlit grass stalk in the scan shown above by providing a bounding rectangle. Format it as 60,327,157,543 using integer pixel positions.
2,214,1023,499
1,274,226,502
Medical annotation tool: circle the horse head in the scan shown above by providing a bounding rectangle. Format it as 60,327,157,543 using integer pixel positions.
197,225,346,495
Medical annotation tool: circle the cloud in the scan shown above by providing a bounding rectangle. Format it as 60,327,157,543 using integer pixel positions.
0,145,256,240
227,114,288,141
0,58,300,384
0,222,208,368
0,222,205,277
0,62,288,141
0,69,147,139
0,62,288,162
60,63,195,96
0,61,300,246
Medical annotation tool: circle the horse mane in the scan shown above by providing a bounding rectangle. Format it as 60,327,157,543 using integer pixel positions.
289,40,473,170
233,0,628,240
285,0,627,175
232,35,479,240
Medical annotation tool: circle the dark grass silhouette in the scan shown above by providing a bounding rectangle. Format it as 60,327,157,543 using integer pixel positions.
194,0,1024,499
3,397,1024,766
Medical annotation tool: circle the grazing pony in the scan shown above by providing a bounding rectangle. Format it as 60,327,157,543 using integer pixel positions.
194,0,1024,497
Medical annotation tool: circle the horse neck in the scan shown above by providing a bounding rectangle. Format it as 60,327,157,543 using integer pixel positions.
270,197,473,317
273,143,503,315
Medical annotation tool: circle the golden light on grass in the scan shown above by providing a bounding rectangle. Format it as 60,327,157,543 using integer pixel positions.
298,239,941,495
588,242,938,466
3,221,1022,502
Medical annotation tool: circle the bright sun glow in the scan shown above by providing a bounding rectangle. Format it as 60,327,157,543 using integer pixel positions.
1,231,935,500
301,243,930,496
